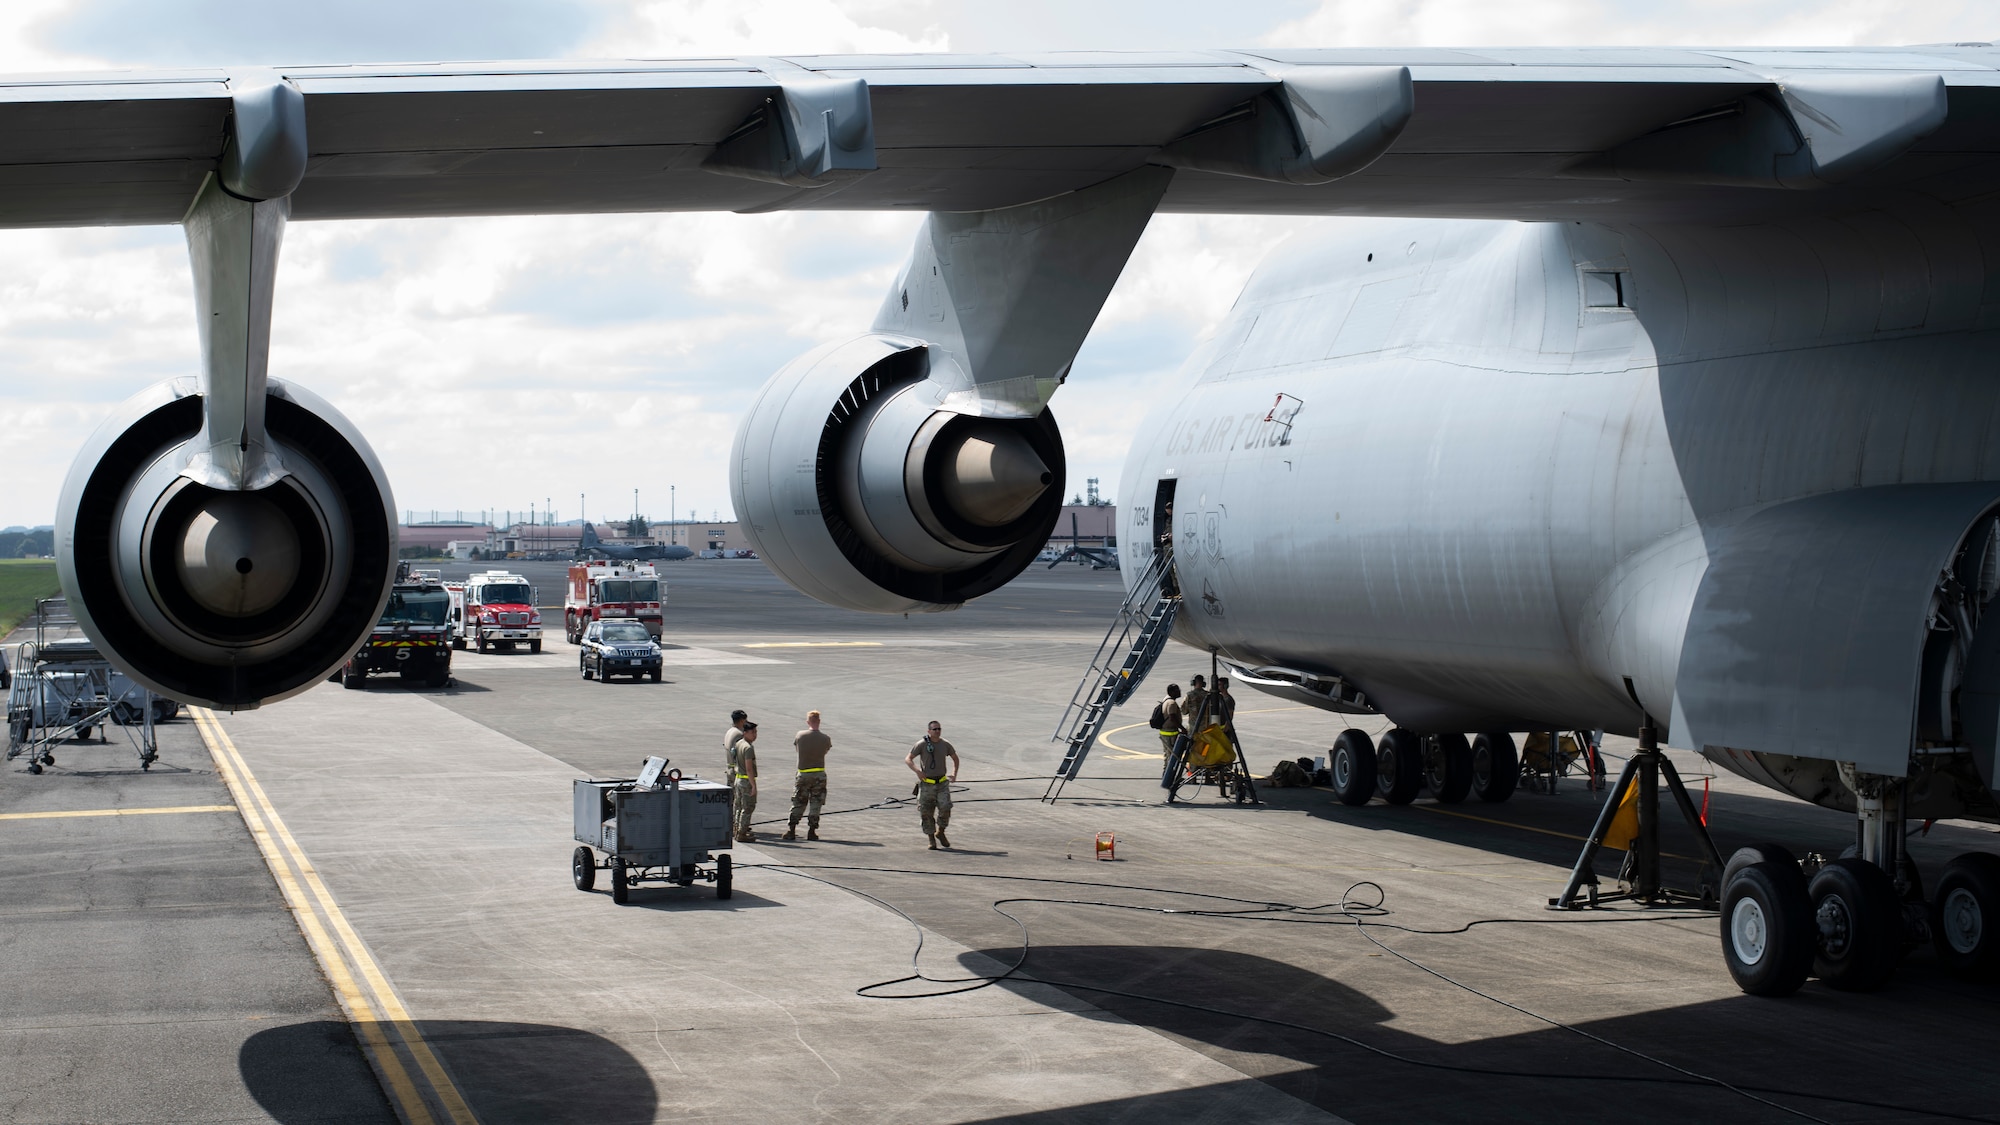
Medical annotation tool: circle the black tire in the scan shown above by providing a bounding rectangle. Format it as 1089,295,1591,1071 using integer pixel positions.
1425,733,1474,804
1723,842,1807,904
425,666,449,689
28,761,41,774
1720,860,1815,997
452,637,466,651
530,641,542,654
1809,857,1901,991
1330,729,1377,806
717,853,733,900
580,657,592,680
1471,732,1519,803
1375,728,1424,805
610,858,629,905
342,665,363,690
1932,852,2000,977
572,846,597,892
599,667,614,684
649,669,661,683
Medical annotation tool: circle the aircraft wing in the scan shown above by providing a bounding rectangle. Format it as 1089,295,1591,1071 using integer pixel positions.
2,46,1997,228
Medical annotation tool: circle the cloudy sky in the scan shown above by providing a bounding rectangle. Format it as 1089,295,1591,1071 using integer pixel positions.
0,0,1991,529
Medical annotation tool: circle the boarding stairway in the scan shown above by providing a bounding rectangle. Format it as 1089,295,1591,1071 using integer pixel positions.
1043,552,1180,802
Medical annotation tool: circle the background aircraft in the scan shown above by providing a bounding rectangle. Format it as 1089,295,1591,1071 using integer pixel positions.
575,523,693,562
9,44,2000,994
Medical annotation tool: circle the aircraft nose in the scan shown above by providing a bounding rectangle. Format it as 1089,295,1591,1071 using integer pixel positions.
939,425,1052,528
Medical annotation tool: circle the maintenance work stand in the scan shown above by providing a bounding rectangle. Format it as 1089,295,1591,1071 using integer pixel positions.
6,598,171,774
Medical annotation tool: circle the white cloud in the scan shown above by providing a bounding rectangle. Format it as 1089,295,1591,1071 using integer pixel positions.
1263,0,1996,48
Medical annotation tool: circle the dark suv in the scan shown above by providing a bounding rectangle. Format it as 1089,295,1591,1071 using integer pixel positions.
579,620,663,683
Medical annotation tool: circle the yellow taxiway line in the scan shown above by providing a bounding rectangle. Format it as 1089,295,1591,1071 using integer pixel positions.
190,707,479,1125
0,804,235,822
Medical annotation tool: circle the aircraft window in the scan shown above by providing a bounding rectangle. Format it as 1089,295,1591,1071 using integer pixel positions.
1583,270,1627,308
380,589,449,626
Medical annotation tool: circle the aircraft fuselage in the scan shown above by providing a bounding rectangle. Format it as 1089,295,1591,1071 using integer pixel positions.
1125,209,2000,818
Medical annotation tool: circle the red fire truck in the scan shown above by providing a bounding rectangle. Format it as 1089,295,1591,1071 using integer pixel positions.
453,570,543,653
565,561,664,643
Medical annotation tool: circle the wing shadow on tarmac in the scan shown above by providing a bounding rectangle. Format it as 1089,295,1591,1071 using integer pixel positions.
242,1019,657,1124
960,943,1996,1125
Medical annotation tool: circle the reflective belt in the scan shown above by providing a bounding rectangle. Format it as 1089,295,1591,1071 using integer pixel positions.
798,767,824,773
736,773,751,780
922,776,948,783
1159,729,1181,736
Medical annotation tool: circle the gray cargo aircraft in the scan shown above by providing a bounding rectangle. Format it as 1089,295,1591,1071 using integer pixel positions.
575,523,693,562
15,46,2000,995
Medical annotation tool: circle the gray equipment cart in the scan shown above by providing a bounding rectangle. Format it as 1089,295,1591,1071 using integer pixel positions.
572,756,734,903
6,599,176,774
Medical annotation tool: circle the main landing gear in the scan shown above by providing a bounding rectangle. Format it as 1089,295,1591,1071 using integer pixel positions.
1328,728,1519,807
1553,722,2000,996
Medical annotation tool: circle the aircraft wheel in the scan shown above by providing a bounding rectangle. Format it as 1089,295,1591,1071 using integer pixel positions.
1809,858,1900,991
1471,732,1520,803
572,846,597,892
1424,733,1474,804
610,858,629,904
1932,852,2000,977
717,853,733,900
1375,728,1423,805
1720,860,1814,996
1329,729,1376,806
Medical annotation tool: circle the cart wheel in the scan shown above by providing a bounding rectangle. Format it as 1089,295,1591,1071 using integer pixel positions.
572,846,597,892
610,857,629,904
42,752,54,767
27,761,41,775
716,853,733,900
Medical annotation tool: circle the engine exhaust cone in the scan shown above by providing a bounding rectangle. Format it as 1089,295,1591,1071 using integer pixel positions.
175,490,303,618
942,426,1052,528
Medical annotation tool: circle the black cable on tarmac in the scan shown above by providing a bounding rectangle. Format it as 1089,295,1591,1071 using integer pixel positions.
743,862,1992,1125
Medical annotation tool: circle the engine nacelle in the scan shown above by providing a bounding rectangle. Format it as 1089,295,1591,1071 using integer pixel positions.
732,334,1065,612
56,378,397,709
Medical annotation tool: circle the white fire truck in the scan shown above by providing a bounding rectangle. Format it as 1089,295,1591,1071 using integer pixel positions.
565,561,664,643
450,570,543,653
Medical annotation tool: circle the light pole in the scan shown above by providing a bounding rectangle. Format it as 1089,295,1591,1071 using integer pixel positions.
670,485,676,545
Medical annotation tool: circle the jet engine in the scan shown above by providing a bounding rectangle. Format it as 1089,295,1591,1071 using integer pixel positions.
55,378,397,710
731,334,1065,613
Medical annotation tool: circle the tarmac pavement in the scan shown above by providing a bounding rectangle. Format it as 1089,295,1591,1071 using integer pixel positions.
9,560,2000,1123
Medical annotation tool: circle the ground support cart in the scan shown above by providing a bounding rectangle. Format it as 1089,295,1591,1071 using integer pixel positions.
6,627,172,774
572,761,734,904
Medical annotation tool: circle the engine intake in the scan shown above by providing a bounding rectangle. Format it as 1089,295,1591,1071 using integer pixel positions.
57,378,397,709
733,335,1065,612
